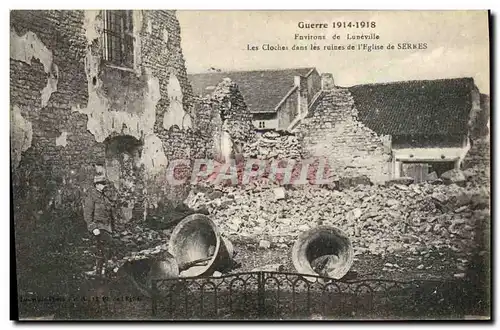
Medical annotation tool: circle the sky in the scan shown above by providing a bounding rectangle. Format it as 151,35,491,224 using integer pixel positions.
176,10,490,94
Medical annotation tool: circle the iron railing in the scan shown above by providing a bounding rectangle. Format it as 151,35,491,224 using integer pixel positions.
17,271,485,320
151,271,475,320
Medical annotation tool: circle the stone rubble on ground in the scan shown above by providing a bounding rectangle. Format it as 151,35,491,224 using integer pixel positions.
105,224,172,271
184,165,489,260
251,263,285,272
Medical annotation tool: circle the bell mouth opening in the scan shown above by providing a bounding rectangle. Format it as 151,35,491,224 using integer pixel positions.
120,255,179,297
305,234,346,263
292,226,354,280
168,214,221,277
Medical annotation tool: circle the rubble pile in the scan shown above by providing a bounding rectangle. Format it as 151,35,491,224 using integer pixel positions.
184,180,490,257
105,225,172,271
242,131,303,160
464,164,490,189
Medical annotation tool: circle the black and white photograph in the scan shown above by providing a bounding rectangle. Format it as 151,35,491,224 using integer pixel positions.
10,9,491,321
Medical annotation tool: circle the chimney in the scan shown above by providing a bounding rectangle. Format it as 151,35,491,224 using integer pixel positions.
321,73,335,91
293,75,308,117
294,75,301,87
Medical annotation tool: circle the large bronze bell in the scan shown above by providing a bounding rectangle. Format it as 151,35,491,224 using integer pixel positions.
292,226,354,279
168,213,234,277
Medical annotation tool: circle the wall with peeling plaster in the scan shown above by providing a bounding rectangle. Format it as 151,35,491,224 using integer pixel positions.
10,10,203,292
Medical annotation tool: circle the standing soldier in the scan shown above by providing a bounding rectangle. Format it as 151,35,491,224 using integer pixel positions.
84,164,118,277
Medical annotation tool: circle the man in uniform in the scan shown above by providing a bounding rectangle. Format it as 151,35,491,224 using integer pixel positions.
83,165,118,276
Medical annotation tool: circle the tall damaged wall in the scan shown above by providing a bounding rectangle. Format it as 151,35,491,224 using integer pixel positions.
193,78,255,162
10,10,201,290
11,10,104,292
299,88,392,184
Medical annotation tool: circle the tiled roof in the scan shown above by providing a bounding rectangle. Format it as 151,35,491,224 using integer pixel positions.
188,68,315,113
349,77,476,136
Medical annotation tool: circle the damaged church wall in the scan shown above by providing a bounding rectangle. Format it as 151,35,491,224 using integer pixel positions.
10,10,201,287
11,10,105,292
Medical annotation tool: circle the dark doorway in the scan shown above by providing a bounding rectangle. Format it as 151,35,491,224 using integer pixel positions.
104,135,144,223
401,161,455,183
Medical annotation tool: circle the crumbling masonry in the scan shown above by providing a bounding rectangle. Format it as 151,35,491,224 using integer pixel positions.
10,10,247,290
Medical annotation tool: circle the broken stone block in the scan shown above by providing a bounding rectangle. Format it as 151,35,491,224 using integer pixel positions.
259,240,271,249
273,187,286,200
386,199,399,207
426,171,439,181
208,190,223,200
454,206,469,213
298,224,310,231
352,208,362,219
441,169,466,186
386,177,414,186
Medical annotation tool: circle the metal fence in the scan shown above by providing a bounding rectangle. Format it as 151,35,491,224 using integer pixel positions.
151,271,474,320
17,270,484,320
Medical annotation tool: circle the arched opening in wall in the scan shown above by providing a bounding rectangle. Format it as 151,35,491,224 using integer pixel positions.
104,135,144,223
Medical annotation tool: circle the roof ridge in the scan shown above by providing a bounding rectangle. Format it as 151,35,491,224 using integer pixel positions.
188,67,315,76
348,77,474,89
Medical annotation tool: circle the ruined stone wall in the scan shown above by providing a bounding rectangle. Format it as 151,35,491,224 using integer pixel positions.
11,10,105,292
10,10,201,290
299,88,392,184
194,78,255,162
11,10,103,236
463,92,490,170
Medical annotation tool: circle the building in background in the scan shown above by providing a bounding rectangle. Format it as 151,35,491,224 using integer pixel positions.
189,67,322,131
299,76,488,184
350,77,484,182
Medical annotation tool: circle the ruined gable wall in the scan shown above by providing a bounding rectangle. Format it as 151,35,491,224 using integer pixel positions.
298,88,392,184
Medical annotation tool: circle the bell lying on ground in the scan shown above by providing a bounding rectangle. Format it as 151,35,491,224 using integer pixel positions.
292,226,354,280
169,213,236,277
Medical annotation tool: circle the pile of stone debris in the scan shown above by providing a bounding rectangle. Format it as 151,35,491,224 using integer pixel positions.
242,131,303,160
184,168,490,258
99,225,171,272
